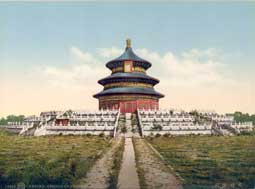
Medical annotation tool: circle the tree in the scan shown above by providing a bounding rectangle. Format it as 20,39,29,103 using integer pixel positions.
233,112,255,125
0,115,25,125
0,118,7,125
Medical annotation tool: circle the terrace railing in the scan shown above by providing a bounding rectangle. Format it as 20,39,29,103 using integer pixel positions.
113,108,121,138
137,109,144,137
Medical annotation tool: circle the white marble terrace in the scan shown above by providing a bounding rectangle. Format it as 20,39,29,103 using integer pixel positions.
4,109,120,136
137,109,253,136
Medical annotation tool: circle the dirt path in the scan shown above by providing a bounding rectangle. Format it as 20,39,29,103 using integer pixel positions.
134,138,182,189
118,137,140,189
77,137,122,189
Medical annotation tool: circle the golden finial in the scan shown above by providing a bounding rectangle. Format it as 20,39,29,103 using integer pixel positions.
126,38,131,48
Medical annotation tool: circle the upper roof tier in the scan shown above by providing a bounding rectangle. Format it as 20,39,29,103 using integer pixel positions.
106,39,152,70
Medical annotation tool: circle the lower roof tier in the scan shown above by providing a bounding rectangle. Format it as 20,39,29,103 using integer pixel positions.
93,87,164,99
98,72,159,86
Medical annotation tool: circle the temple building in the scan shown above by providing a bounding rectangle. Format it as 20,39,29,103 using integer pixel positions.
93,39,164,113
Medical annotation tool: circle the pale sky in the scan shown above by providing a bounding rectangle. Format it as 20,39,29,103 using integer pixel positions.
0,2,254,117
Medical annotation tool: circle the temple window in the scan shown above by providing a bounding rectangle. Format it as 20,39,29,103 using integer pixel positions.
124,61,133,72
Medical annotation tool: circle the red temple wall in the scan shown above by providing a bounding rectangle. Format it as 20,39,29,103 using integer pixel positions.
55,119,69,126
99,96,159,113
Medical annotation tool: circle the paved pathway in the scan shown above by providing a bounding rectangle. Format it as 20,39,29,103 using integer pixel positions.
134,138,183,189
124,113,133,138
118,138,140,189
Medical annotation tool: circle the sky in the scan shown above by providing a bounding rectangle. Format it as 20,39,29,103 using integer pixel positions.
0,2,254,117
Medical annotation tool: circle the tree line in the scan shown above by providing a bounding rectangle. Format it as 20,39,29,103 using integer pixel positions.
227,112,255,125
0,115,25,125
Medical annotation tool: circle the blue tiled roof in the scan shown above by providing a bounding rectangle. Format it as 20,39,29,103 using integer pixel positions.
106,47,151,69
93,87,164,98
98,72,159,85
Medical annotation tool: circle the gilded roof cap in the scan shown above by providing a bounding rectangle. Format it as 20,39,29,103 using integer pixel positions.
126,38,131,48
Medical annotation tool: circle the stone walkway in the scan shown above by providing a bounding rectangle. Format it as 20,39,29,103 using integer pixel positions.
134,138,183,189
124,113,133,138
77,137,121,188
118,137,140,189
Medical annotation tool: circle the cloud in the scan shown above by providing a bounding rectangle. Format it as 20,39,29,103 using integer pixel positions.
37,46,123,90
181,48,220,60
97,47,123,59
41,63,108,89
136,48,233,88
70,46,97,64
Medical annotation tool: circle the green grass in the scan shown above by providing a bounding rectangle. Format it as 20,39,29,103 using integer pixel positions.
0,129,111,187
148,135,255,189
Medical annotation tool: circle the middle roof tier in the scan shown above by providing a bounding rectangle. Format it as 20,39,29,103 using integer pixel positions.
98,72,160,86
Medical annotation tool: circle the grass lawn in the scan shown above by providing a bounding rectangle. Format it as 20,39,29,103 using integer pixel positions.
148,135,255,189
0,129,111,187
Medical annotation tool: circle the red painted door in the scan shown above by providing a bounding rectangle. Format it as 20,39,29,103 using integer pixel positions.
119,101,136,113
125,101,137,113
125,102,131,113
120,102,125,113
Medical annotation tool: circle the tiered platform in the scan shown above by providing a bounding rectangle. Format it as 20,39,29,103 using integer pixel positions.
5,110,120,136
137,109,253,136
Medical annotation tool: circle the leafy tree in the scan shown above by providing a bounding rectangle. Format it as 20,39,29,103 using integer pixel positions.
232,112,255,125
0,115,25,125
0,118,7,125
